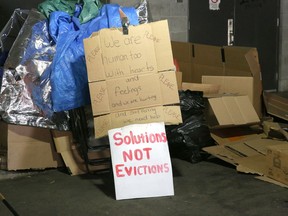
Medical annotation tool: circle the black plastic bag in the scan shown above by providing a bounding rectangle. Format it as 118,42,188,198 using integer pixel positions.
166,90,215,163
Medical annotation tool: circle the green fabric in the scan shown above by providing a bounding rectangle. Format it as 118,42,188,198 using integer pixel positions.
38,0,102,23
79,0,102,23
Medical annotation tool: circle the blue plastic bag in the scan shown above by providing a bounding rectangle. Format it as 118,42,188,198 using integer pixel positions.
48,4,139,112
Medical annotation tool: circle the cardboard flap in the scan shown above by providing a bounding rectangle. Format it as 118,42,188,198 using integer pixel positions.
208,95,260,126
245,48,261,78
151,20,175,72
202,76,254,101
224,46,254,76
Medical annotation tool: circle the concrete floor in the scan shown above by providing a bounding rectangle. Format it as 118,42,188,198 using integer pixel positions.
0,157,288,216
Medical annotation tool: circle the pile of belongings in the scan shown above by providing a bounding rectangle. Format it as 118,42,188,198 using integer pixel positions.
0,0,149,130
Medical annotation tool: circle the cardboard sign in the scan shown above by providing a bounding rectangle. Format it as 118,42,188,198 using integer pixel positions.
108,122,174,200
95,106,182,138
84,20,174,82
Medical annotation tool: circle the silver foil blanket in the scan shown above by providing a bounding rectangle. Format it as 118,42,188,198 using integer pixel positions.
0,9,69,130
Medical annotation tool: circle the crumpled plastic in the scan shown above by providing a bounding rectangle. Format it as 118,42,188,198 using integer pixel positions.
0,9,69,130
46,3,139,112
0,9,29,88
166,90,215,163
38,0,103,24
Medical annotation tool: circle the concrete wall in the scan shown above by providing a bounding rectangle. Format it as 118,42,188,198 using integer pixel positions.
279,0,288,91
110,0,189,42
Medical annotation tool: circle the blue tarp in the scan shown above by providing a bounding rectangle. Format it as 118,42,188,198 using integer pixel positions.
45,4,139,112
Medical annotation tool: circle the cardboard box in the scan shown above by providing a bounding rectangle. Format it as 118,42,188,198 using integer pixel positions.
171,41,262,117
52,130,111,175
84,20,182,137
0,121,62,170
263,91,288,121
266,144,288,185
205,95,260,128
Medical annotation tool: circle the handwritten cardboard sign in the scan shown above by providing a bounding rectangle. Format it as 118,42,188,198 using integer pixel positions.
95,106,182,138
84,20,174,82
108,122,174,200
89,71,179,115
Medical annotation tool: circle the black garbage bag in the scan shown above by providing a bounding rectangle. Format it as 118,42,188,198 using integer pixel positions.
166,90,215,163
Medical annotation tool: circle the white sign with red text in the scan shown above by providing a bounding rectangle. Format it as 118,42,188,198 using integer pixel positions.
108,122,174,200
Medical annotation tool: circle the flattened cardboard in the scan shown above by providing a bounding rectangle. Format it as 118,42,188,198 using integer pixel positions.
206,95,260,128
225,142,261,157
203,145,242,165
94,106,182,138
263,91,288,121
210,127,263,145
236,155,266,175
0,121,62,170
244,138,285,155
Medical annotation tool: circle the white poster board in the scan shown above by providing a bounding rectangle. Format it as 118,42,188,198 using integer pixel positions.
108,122,174,200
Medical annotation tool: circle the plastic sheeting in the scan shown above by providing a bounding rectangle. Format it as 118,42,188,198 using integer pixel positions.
0,9,29,89
47,4,139,112
0,9,69,130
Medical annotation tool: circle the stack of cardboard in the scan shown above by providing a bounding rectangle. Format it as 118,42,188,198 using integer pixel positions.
171,41,288,187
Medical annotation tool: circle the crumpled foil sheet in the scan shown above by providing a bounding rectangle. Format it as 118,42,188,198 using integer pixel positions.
0,9,69,130
135,0,150,24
